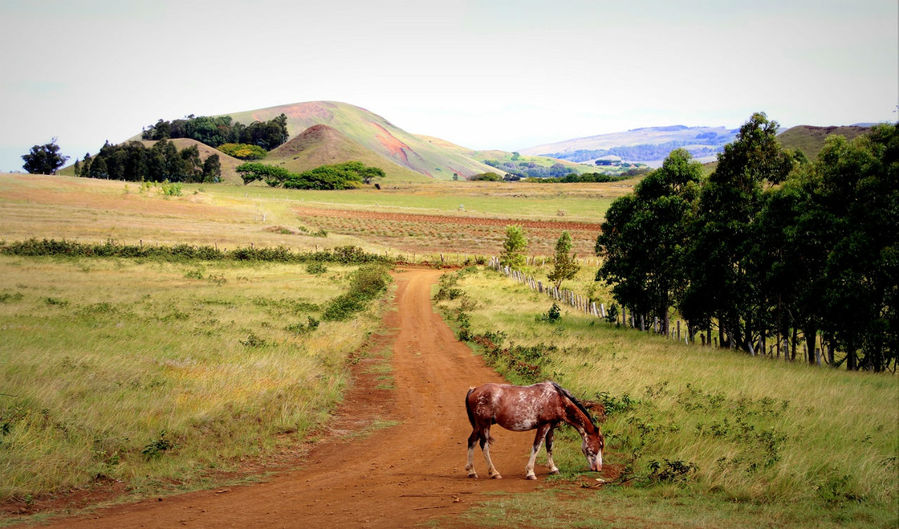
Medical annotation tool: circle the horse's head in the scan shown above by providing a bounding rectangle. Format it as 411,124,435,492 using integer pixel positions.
582,430,604,472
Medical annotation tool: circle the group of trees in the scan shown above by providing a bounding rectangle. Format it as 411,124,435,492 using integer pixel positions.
500,226,579,290
141,113,289,151
484,159,573,178
596,113,897,372
237,161,385,190
74,140,221,183
525,170,648,183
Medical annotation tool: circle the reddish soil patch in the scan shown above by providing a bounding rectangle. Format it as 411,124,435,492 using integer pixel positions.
293,206,603,256
370,122,413,165
12,268,617,529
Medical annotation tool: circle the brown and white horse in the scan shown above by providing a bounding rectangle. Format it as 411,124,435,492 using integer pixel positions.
465,381,603,480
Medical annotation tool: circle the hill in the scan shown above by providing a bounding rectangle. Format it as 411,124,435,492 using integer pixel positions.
520,125,738,167
776,124,871,161
265,125,429,182
226,101,498,181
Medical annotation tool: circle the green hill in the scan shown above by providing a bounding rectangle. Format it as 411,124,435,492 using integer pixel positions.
265,124,428,183
226,101,497,181
776,124,871,161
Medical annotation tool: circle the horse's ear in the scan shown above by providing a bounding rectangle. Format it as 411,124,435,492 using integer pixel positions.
583,400,607,423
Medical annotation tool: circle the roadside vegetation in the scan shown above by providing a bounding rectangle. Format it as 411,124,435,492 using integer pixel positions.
434,265,897,528
0,253,391,504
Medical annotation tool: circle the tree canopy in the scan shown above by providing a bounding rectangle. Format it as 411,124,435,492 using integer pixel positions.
142,113,289,150
237,161,385,190
22,139,69,175
595,114,898,372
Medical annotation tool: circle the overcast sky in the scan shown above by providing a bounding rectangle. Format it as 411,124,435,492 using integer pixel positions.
0,0,896,171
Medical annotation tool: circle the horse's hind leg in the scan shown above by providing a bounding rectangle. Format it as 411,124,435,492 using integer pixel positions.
525,423,552,480
481,427,502,479
465,430,479,478
545,426,560,474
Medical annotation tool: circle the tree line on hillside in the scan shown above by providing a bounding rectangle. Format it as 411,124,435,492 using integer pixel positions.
594,113,897,372
525,170,649,183
141,113,289,151
483,159,573,178
74,140,221,183
237,161,385,190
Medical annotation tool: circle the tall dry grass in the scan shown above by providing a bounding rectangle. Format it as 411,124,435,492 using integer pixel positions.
0,256,386,501
437,266,898,528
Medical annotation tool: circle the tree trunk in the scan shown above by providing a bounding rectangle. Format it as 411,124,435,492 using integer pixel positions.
804,326,818,365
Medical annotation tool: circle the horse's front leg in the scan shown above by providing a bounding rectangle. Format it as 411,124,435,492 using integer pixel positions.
525,423,553,480
545,426,560,474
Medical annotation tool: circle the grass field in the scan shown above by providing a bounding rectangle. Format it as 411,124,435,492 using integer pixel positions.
0,255,388,505
435,266,898,529
0,173,628,258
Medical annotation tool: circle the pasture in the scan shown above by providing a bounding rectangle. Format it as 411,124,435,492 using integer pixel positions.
1,172,895,528
0,255,387,508
434,265,898,528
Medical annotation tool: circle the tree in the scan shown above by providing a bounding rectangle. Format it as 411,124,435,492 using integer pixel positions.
681,113,793,351
548,231,579,289
596,148,702,334
499,225,528,269
22,138,69,174
202,154,221,183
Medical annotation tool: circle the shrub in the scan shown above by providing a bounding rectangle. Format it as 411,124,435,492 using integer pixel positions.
218,143,267,160
322,264,390,321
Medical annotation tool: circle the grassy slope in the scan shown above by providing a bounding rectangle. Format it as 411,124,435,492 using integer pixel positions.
226,101,498,180
777,125,871,161
265,125,429,183
0,173,629,251
435,266,897,529
0,256,387,501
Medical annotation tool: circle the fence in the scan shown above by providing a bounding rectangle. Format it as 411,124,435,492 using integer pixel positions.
488,256,698,345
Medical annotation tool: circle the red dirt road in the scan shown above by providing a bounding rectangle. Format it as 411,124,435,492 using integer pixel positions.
25,268,548,528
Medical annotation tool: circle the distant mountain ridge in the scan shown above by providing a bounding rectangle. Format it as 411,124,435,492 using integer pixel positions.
776,124,871,161
520,125,738,167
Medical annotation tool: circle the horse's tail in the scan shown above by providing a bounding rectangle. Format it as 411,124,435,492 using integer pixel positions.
465,386,476,428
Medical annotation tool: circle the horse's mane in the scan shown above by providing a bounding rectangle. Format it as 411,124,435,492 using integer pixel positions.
551,382,597,430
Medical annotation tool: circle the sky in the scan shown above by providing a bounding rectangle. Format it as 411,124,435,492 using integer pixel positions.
0,0,896,171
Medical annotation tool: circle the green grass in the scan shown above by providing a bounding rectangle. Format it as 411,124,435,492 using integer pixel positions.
435,266,898,529
0,256,388,502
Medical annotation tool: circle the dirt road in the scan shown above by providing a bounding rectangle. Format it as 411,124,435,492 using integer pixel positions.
28,268,545,528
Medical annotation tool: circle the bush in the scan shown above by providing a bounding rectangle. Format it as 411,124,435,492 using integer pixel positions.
322,264,390,321
218,143,267,160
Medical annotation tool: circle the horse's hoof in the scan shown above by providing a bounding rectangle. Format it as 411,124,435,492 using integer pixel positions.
468,473,478,479
526,474,537,480
490,474,502,480
549,469,560,475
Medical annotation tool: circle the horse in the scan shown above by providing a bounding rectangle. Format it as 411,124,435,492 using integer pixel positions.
464,381,603,480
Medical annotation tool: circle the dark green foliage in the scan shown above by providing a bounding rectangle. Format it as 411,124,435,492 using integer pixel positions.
469,172,503,181
305,261,327,274
596,148,702,334
141,431,174,460
647,459,698,484
0,239,391,266
525,170,648,183
596,115,897,371
142,113,288,150
484,159,573,178
284,161,385,189
545,303,561,323
286,316,320,335
202,154,221,182
322,264,391,321
22,138,69,174
238,161,384,190
76,139,216,183
236,162,292,185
